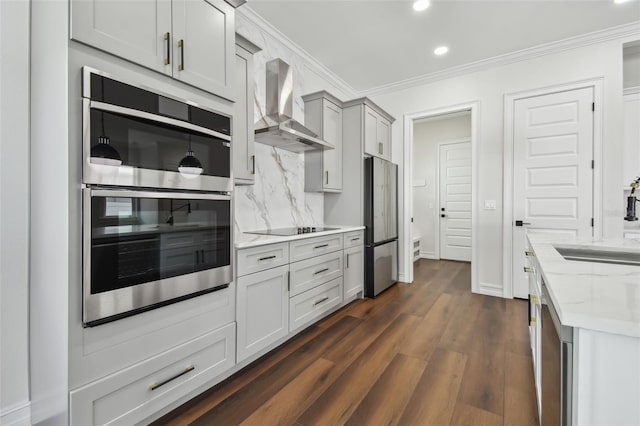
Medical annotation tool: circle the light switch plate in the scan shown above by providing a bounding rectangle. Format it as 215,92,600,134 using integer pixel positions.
484,200,497,210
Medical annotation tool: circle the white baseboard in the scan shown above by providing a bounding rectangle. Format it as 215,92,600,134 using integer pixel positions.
476,282,503,298
419,251,438,260
1,401,31,426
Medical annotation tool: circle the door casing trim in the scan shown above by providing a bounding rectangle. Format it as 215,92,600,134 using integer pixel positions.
403,101,479,292
502,78,603,299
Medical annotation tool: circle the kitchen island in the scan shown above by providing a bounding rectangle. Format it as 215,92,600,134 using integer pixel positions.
526,233,640,425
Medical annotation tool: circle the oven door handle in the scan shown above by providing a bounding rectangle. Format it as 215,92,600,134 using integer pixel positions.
90,100,231,143
89,188,231,201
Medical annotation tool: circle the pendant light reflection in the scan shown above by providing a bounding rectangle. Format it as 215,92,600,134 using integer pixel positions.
178,137,203,179
90,136,122,166
90,111,122,166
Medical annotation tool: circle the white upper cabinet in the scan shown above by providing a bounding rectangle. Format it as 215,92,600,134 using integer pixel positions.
362,106,392,161
71,0,235,100
71,0,173,75
345,98,394,161
171,0,234,99
303,91,344,192
234,35,261,185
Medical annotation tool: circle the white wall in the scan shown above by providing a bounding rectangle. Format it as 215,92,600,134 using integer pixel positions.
29,0,70,423
0,1,31,424
372,35,635,295
412,113,471,258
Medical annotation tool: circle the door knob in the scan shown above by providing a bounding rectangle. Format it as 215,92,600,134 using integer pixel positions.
515,220,531,227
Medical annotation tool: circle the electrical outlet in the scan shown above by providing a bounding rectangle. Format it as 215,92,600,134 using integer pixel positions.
484,200,497,210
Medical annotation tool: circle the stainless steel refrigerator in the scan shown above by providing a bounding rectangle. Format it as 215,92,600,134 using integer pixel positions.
364,157,398,297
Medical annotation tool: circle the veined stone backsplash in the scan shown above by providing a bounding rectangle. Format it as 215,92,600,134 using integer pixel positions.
233,15,324,234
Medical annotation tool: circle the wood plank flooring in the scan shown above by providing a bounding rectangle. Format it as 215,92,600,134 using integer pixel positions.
152,259,538,426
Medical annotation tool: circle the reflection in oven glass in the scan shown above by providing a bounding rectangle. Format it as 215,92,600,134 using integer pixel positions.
90,195,230,295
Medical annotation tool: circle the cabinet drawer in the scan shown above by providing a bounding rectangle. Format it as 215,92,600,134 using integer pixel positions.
290,251,343,297
289,277,343,333
237,242,289,277
70,322,235,426
289,234,343,263
343,230,364,249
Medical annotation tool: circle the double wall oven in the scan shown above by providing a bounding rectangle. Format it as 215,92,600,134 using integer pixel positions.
82,67,233,326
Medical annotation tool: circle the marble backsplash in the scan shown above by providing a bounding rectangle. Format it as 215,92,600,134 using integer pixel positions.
233,14,324,234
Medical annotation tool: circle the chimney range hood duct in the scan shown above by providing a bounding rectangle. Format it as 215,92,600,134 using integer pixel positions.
254,59,334,153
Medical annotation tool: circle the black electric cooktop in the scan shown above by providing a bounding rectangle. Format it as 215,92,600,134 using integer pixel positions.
246,226,340,236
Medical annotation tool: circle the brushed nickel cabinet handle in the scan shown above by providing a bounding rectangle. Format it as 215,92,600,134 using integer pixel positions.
178,39,184,71
351,237,360,242
313,268,329,275
149,365,195,391
378,142,383,155
314,297,329,306
251,155,255,175
325,170,329,185
346,253,350,268
258,255,277,261
286,271,290,292
314,244,329,249
164,32,170,65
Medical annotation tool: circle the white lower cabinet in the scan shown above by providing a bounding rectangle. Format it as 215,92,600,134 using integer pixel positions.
526,242,542,417
289,250,343,297
236,265,289,363
235,230,363,364
289,277,343,333
344,245,364,299
70,322,235,426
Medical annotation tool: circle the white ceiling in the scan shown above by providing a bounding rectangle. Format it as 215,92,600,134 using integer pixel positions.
247,0,640,92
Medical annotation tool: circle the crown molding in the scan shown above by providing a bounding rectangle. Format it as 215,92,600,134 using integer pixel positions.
361,21,640,97
236,6,358,98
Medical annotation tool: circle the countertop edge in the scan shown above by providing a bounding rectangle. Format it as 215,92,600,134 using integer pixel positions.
235,226,366,249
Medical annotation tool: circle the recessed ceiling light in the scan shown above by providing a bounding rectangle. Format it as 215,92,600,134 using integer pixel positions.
613,0,630,3
434,46,449,56
413,0,430,12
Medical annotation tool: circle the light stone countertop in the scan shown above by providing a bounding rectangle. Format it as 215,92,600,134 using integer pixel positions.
235,225,366,249
527,233,640,338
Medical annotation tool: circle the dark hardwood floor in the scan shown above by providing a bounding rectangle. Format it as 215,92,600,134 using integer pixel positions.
153,259,539,426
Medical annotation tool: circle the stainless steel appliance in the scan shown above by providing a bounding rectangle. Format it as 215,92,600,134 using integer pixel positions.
364,157,398,297
82,67,232,192
541,280,573,426
81,67,234,326
83,188,232,326
254,59,334,152
246,226,340,236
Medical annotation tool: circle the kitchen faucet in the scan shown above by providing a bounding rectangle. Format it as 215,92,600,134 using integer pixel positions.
624,177,639,221
166,200,192,225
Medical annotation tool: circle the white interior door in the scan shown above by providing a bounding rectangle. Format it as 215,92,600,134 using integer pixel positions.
439,142,472,262
512,87,594,298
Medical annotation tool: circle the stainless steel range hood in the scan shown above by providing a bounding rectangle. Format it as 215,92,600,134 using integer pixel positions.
254,59,334,153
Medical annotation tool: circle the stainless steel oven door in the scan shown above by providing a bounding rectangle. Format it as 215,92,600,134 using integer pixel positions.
82,98,233,192
83,188,232,326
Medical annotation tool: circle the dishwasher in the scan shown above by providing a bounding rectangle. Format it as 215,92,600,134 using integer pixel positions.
541,279,574,426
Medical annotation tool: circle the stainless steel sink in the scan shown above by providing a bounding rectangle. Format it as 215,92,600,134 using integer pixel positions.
554,246,640,266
